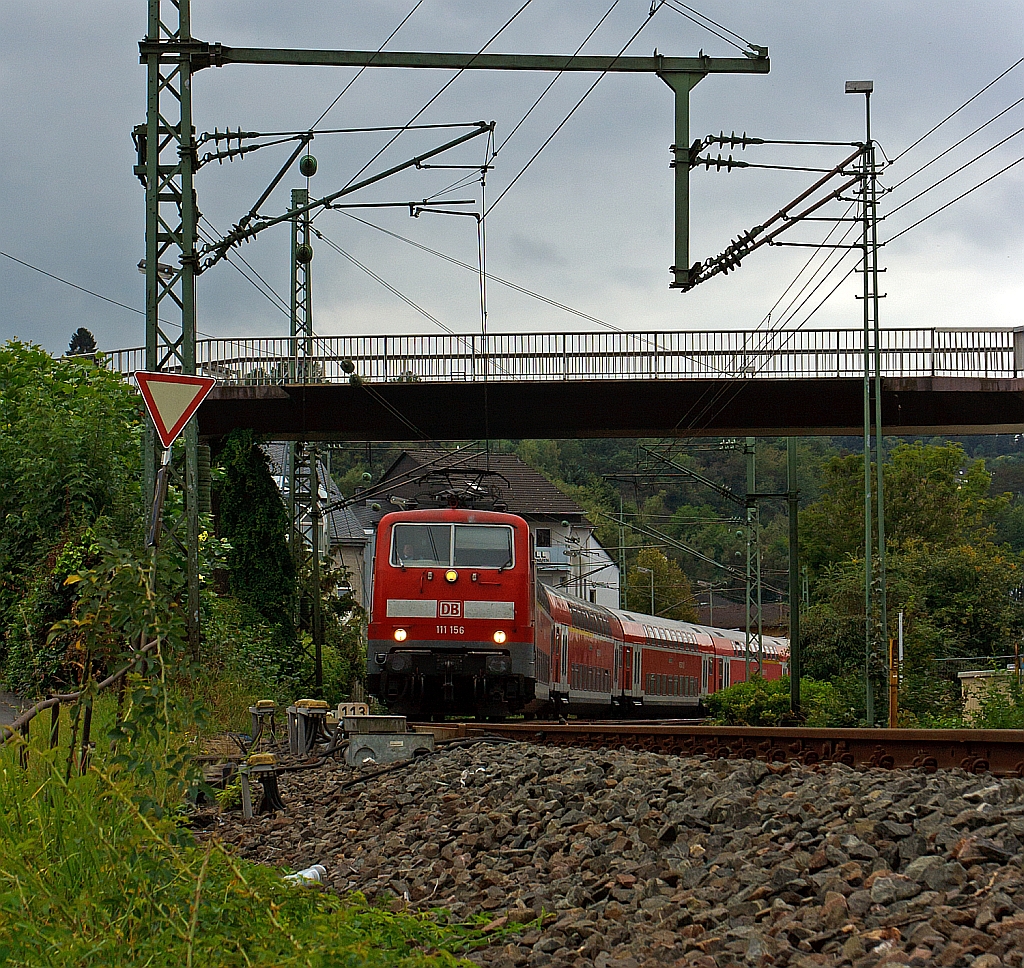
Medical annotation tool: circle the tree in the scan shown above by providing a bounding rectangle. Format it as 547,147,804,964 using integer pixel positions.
67,327,97,357
801,442,998,587
625,547,698,621
798,440,1023,724
0,341,144,692
212,430,298,670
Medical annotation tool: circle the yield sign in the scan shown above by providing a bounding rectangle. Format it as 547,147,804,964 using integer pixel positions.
134,372,217,449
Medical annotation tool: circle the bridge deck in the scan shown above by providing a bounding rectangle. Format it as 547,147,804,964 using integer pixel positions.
107,329,1024,439
108,328,1024,385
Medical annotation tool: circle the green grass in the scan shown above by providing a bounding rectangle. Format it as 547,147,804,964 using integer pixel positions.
0,707,508,967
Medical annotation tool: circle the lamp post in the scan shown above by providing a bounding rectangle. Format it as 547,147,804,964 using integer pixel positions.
637,567,655,616
696,579,723,625
845,79,887,726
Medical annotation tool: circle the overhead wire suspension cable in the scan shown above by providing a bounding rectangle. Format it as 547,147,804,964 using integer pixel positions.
493,0,625,156
894,55,1024,162
657,61,1024,461
887,94,1024,192
309,0,429,131
0,250,153,321
485,6,660,215
657,171,878,451
311,226,454,333
660,0,753,52
334,0,537,199
659,198,861,448
883,154,1024,247
0,249,220,339
198,218,291,317
881,124,1024,222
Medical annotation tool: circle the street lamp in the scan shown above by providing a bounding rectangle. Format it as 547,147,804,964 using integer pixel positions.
696,579,724,625
636,567,654,615
845,78,887,727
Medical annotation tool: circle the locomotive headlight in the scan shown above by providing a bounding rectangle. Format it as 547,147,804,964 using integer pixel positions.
393,628,407,642
493,630,507,644
445,569,458,583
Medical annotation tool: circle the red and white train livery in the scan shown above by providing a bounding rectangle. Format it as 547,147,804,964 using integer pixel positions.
367,508,788,718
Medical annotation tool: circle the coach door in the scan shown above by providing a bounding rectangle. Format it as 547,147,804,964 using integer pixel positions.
555,624,569,691
701,654,713,695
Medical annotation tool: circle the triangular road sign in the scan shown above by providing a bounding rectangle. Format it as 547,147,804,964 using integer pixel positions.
135,372,217,449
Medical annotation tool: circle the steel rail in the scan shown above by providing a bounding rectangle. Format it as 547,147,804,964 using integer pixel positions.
418,722,1024,777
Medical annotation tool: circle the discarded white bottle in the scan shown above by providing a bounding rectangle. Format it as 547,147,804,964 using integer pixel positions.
283,864,326,886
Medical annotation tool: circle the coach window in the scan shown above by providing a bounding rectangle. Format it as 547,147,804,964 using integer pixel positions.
454,525,514,568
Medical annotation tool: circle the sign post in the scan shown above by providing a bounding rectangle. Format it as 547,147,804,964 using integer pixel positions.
135,372,216,549
133,372,216,657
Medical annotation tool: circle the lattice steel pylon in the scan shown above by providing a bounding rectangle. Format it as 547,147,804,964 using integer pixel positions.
286,185,325,688
285,187,314,541
133,1,769,661
136,0,202,654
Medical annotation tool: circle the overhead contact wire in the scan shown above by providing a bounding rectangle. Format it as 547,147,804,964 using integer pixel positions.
337,210,623,331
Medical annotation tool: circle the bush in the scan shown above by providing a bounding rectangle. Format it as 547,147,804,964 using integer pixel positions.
703,676,853,727
968,672,1024,729
0,723,502,967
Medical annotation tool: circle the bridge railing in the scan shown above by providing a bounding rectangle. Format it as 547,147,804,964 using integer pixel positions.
104,327,1023,384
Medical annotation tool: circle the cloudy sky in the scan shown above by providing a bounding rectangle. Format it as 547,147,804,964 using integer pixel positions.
1,1,1021,357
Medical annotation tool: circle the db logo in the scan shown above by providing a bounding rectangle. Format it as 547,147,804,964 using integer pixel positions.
439,601,462,617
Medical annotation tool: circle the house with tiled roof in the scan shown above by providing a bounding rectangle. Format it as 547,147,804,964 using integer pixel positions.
372,448,620,608
264,443,380,607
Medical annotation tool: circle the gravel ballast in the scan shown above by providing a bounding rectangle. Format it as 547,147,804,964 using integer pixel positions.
209,741,1024,967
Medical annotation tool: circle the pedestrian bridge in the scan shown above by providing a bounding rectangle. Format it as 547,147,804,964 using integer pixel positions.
107,327,1024,440
109,327,1024,385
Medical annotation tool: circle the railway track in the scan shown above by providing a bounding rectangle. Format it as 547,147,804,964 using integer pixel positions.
413,722,1024,777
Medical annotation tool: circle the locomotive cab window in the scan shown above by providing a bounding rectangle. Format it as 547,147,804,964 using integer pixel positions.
454,525,513,568
390,523,514,569
392,524,450,567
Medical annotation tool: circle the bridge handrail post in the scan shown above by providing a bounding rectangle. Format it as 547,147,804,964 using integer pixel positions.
1014,327,1024,378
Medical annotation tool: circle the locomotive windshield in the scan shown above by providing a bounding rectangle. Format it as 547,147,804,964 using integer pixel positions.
391,523,513,569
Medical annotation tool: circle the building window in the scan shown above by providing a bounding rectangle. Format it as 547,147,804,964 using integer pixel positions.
535,528,551,547
589,589,597,603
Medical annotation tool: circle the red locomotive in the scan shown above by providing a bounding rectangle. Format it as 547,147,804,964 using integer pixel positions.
367,508,788,718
